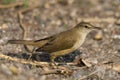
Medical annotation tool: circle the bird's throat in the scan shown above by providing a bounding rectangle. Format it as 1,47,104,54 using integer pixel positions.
73,30,89,50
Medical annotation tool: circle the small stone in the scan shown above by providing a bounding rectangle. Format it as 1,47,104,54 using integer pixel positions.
56,20,62,25
9,66,19,75
115,19,120,25
70,10,77,17
1,64,12,75
94,31,103,40
44,3,50,9
1,23,8,30
113,35,120,39
68,0,74,4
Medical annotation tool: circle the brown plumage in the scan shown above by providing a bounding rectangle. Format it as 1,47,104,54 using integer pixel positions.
8,22,101,62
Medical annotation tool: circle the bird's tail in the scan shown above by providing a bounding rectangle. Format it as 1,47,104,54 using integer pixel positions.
8,40,35,45
8,39,48,47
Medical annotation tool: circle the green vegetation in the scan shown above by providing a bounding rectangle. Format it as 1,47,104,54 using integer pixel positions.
23,0,28,8
2,0,28,7
2,0,16,4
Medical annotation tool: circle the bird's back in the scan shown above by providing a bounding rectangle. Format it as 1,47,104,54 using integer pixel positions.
35,28,79,53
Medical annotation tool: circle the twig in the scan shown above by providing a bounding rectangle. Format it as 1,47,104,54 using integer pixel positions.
18,5,39,39
0,53,77,75
0,53,47,67
40,66,73,75
0,53,77,66
79,70,98,80
11,0,41,53
0,1,24,8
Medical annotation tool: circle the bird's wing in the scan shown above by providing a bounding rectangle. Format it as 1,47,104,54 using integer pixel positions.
35,34,77,53
8,36,54,47
33,36,55,47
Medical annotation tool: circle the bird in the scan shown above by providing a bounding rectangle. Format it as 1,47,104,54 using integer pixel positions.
8,22,101,62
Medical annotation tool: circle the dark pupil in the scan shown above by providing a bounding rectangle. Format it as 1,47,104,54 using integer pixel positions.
85,26,88,28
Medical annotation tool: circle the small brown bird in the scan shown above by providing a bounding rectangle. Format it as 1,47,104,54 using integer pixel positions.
8,22,101,62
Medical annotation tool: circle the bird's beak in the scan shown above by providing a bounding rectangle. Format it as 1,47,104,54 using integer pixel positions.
93,26,101,30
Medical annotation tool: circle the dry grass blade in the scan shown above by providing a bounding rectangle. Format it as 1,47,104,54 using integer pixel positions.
0,53,49,67
79,70,98,80
0,1,24,8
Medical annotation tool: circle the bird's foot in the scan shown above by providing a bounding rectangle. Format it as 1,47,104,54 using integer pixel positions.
50,61,58,69
27,54,33,61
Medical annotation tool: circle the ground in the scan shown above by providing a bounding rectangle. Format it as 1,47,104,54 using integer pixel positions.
0,0,120,80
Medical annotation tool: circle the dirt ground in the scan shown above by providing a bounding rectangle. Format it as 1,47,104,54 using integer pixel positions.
0,0,120,80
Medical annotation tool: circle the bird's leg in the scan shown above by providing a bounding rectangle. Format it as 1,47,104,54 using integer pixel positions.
24,45,36,60
28,48,36,60
50,55,67,68
50,54,58,68
28,53,32,60
58,57,67,65
50,54,56,63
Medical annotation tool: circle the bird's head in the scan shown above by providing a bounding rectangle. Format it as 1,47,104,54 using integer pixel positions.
75,22,101,33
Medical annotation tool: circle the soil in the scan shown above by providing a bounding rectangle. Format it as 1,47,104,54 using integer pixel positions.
0,0,120,80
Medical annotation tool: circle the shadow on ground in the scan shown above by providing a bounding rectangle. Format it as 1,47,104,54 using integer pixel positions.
6,50,82,62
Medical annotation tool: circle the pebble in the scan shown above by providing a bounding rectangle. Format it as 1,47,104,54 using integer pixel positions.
9,66,19,75
94,31,103,40
1,64,12,76
115,19,120,25
112,35,120,39
0,23,8,30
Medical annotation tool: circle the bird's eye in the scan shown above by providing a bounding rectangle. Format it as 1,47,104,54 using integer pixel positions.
84,26,88,28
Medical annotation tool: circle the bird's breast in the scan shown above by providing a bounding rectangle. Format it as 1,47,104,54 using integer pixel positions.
72,32,87,50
